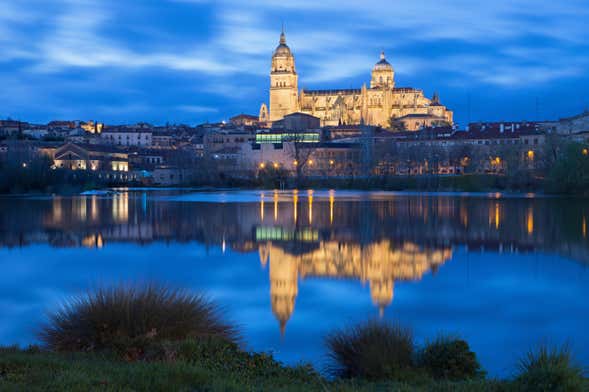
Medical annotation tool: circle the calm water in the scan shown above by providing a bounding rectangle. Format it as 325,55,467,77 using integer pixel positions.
1,189,588,376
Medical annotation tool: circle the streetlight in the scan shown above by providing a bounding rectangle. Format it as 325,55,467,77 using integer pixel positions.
527,150,534,160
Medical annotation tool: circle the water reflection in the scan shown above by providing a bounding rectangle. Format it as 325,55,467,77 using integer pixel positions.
260,239,451,333
1,190,589,335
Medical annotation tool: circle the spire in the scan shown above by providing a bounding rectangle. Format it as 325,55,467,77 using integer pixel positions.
380,51,385,61
280,24,286,45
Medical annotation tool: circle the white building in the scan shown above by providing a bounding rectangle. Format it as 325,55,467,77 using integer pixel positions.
100,129,153,147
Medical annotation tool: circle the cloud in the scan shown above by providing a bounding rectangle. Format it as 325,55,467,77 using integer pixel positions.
1,0,589,124
177,105,219,113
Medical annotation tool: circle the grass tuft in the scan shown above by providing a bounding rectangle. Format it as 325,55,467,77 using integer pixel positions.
38,283,238,359
514,344,586,392
325,320,414,381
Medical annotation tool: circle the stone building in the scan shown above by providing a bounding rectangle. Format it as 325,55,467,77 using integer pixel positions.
260,30,453,128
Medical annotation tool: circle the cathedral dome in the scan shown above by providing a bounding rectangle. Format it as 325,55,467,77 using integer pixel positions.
273,31,292,57
373,51,393,71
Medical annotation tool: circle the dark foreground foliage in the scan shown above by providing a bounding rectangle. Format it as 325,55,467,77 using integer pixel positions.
417,336,484,381
325,320,415,380
514,345,587,392
0,343,513,392
39,284,238,359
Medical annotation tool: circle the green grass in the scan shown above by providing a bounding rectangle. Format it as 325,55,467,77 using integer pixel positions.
0,344,511,392
514,345,587,392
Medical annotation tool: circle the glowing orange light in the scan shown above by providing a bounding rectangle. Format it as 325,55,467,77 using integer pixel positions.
273,162,279,169
527,150,534,160
259,162,266,169
293,160,298,166
583,148,588,156
308,159,313,166
329,160,334,165
329,189,335,224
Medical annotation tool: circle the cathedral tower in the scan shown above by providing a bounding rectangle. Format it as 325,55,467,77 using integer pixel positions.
370,51,395,89
269,29,299,121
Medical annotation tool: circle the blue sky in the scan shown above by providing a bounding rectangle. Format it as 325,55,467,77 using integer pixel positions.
2,0,589,128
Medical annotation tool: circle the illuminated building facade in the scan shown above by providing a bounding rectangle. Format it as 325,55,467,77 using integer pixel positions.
261,31,453,128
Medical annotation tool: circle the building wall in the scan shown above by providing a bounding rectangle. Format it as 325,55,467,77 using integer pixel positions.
101,131,152,147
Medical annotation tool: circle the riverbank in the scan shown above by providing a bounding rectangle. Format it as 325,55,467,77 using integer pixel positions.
0,173,578,196
3,344,587,391
0,345,508,391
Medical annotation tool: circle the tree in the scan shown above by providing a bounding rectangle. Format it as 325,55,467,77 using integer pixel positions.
288,135,314,187
546,142,589,194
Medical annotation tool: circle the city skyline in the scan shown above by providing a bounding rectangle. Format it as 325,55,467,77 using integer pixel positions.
2,1,589,127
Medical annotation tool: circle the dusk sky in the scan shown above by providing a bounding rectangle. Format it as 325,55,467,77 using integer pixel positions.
2,0,589,128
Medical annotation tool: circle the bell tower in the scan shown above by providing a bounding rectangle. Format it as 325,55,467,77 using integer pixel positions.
269,29,299,121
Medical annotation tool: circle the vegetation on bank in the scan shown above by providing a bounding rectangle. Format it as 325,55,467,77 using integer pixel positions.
1,284,587,391
1,141,588,195
39,284,238,360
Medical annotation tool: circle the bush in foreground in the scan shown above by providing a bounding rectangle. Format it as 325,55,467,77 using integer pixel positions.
514,345,586,392
417,335,484,381
39,283,238,359
325,320,414,380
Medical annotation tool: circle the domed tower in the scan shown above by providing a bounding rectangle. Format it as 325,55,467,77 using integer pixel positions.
269,29,299,122
370,51,395,89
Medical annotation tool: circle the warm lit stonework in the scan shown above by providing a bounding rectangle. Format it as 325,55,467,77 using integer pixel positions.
261,30,453,128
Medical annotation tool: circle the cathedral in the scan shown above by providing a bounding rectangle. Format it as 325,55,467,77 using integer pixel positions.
259,30,454,128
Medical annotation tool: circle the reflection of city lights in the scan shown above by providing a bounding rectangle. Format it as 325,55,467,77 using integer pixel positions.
274,190,278,221
583,216,587,238
293,190,298,223
222,238,226,254
112,193,129,223
495,203,500,230
91,195,98,221
460,205,468,228
307,190,313,225
526,208,534,235
329,189,335,224
260,193,265,221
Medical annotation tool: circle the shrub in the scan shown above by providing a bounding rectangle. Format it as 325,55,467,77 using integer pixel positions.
514,345,586,392
417,335,484,380
39,283,238,359
325,320,414,380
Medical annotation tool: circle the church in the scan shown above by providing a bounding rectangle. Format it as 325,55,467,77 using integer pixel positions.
259,30,453,128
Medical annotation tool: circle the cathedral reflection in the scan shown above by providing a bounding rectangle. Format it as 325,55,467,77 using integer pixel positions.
1,190,589,334
258,238,451,334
